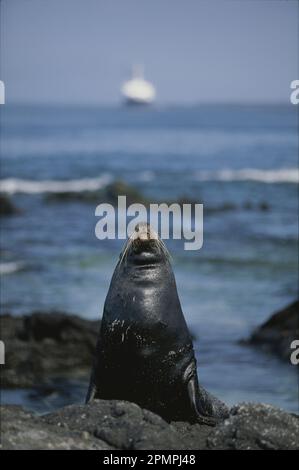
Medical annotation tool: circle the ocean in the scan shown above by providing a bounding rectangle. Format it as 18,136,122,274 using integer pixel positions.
0,103,298,413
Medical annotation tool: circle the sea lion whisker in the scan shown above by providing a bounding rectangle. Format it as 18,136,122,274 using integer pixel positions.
119,235,134,265
157,238,171,260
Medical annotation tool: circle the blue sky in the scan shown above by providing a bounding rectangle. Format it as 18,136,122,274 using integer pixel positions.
1,0,298,104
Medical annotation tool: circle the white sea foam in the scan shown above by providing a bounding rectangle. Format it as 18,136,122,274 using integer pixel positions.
0,168,297,196
0,174,112,194
195,168,299,184
0,262,25,275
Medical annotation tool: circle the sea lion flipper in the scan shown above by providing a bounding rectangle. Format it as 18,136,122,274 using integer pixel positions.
197,382,230,421
187,376,217,426
86,337,102,403
85,380,97,404
86,361,99,403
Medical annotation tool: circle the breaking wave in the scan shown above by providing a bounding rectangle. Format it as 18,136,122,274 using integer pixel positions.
0,168,297,196
0,262,25,275
195,168,299,184
0,174,112,194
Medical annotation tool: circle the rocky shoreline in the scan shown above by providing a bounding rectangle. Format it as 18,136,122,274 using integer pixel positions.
1,311,100,388
1,400,298,450
1,302,298,449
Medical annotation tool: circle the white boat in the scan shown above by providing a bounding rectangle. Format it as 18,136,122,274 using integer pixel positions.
121,65,156,105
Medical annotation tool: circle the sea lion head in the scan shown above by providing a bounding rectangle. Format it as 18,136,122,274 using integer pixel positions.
118,222,169,267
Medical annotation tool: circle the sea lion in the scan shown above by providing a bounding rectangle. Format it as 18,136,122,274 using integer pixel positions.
86,223,229,425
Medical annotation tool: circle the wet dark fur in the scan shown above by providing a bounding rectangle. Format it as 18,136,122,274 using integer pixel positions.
86,225,229,425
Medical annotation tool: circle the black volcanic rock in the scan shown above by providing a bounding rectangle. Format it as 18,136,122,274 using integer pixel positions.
1,311,100,388
244,300,299,361
206,402,299,450
0,401,298,450
0,194,18,216
45,180,150,205
0,405,110,450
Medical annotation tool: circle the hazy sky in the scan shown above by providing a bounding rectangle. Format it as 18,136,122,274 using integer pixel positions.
1,0,298,105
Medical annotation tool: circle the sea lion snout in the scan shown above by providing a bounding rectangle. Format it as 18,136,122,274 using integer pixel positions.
118,222,164,262
129,223,169,264
132,222,158,242
117,223,166,267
